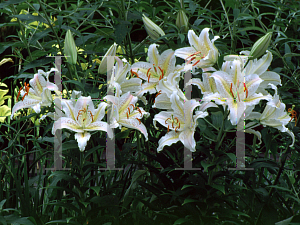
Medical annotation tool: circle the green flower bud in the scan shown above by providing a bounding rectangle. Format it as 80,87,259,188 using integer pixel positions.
142,14,165,40
98,43,117,74
64,30,77,65
176,10,189,33
249,32,272,60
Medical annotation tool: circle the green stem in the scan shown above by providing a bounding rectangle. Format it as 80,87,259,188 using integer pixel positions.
12,6,36,74
219,0,234,53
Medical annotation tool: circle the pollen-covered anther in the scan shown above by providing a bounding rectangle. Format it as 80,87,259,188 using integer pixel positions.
146,68,151,78
126,112,129,119
244,83,248,98
155,90,162,99
288,108,297,125
165,118,171,124
192,60,200,66
185,51,202,60
186,56,196,64
16,86,23,100
158,66,164,78
230,83,234,98
167,125,169,132
153,64,157,73
131,69,139,78
136,107,143,117
136,118,141,124
88,110,94,122
77,108,87,120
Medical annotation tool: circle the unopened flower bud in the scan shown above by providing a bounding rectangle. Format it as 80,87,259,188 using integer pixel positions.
64,30,77,65
176,10,189,33
142,14,165,40
98,43,117,74
249,32,272,60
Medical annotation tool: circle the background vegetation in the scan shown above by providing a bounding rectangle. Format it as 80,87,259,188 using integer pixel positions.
0,0,299,224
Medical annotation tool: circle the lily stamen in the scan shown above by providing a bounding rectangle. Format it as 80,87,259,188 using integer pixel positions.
288,108,297,126
244,83,248,98
131,69,139,78
136,107,143,117
230,83,234,98
88,110,94,122
155,90,162,99
192,60,200,66
153,64,157,73
136,118,141,125
165,118,171,124
146,68,151,78
16,87,23,100
185,51,202,60
167,125,169,132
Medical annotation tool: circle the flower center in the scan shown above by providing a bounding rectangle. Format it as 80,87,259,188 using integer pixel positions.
17,82,30,101
146,64,165,82
185,51,205,66
77,107,94,123
229,80,248,102
126,104,143,125
165,115,181,132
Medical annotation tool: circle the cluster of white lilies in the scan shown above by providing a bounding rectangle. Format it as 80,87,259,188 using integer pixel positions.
11,28,295,152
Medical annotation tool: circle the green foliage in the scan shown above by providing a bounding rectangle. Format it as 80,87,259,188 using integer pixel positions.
0,0,299,224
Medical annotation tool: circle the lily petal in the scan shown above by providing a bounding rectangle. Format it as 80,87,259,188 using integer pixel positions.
11,98,41,119
148,44,160,66
179,129,196,152
157,130,180,152
75,132,91,152
119,118,148,141
52,117,82,135
84,121,113,139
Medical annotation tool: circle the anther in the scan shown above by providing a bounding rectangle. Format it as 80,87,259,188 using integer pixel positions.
146,68,151,78
136,118,141,124
153,64,157,72
165,118,171,124
192,60,200,66
17,87,23,100
136,107,143,117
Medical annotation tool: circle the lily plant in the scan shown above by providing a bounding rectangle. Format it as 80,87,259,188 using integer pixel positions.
131,44,184,97
104,91,149,141
11,68,59,119
153,91,216,152
202,59,272,125
175,28,219,69
52,96,113,152
108,56,142,97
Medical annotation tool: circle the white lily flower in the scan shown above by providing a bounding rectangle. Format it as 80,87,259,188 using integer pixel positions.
40,90,82,122
247,84,295,147
52,96,113,152
154,70,186,109
131,44,183,96
185,67,218,96
153,92,211,152
104,92,149,141
11,68,59,119
204,60,272,125
225,51,282,95
109,56,142,97
175,28,219,69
